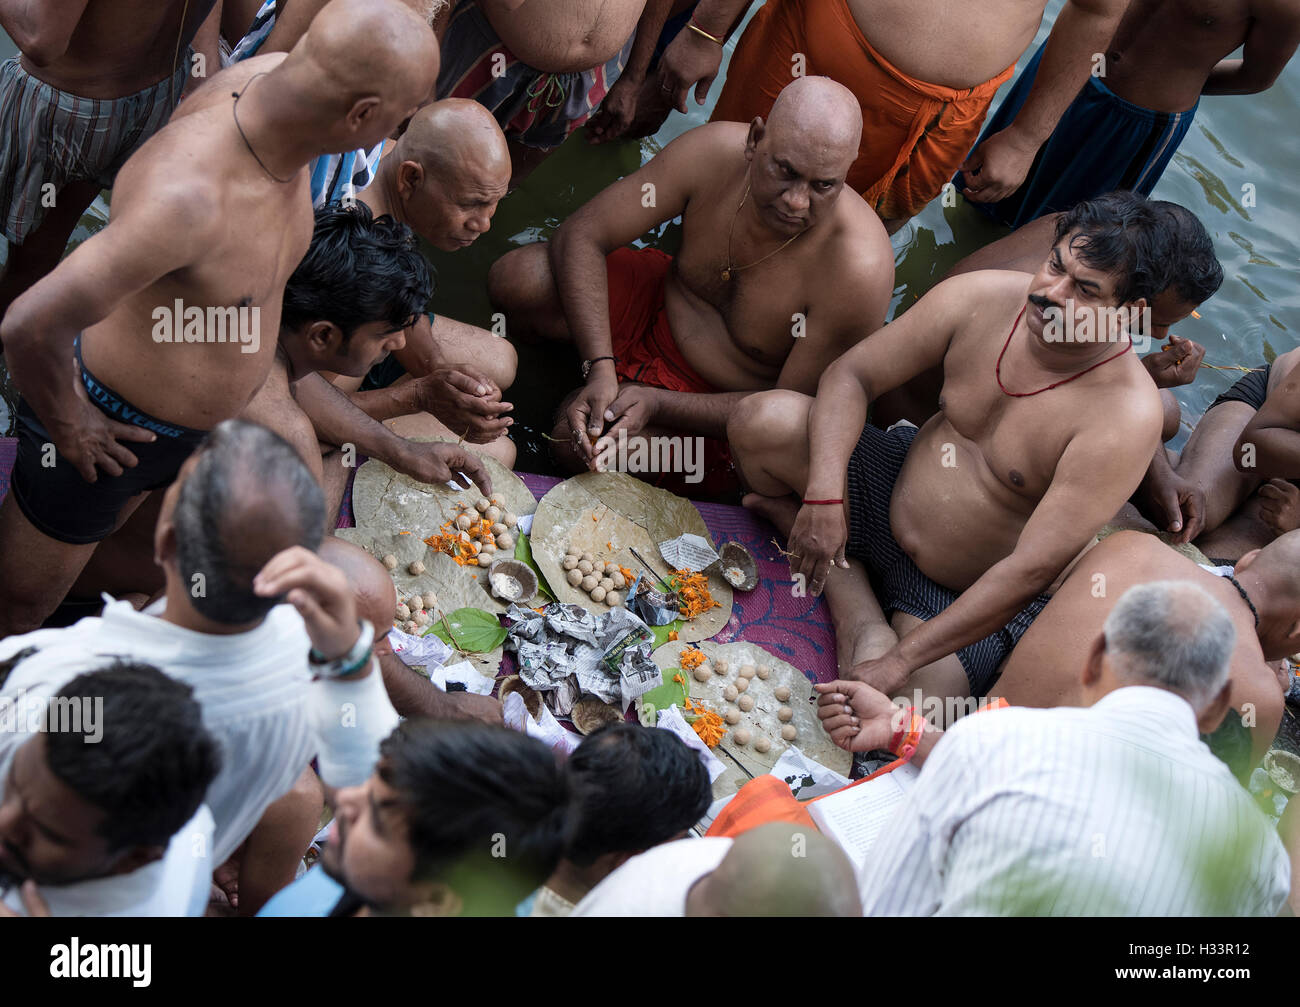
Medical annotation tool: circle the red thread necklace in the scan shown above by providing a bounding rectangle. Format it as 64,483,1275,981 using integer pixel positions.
995,306,1132,398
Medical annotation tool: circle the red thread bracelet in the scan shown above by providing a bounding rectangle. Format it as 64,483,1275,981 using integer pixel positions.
802,498,843,506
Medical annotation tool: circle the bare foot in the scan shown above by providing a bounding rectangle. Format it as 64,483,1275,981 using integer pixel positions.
742,491,801,536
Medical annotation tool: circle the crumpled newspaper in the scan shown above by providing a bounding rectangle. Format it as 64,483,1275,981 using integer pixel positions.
387,626,454,670
505,602,663,711
503,691,581,755
427,659,495,697
627,571,680,627
658,533,718,573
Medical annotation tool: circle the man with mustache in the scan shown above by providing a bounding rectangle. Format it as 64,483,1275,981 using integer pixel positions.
728,191,1169,707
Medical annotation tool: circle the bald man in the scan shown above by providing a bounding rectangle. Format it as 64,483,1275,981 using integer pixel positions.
0,0,441,636
996,530,1298,769
572,824,862,916
326,99,518,466
489,76,893,494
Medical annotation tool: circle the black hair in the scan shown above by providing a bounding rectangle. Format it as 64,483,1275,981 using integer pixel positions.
281,202,432,342
377,721,572,886
44,662,221,852
173,419,325,625
1150,200,1224,306
564,722,711,867
1053,191,1174,305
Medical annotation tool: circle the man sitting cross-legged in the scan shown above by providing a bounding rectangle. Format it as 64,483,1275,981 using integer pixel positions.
489,75,892,496
729,191,1168,707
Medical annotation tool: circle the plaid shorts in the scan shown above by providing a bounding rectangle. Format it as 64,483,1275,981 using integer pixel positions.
0,53,189,243
844,422,1049,696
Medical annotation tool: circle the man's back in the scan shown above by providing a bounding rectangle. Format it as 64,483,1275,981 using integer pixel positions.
861,688,1289,915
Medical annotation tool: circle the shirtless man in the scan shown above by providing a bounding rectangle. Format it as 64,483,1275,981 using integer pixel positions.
0,0,447,637
0,1,217,323
659,0,1127,231
965,0,1300,228
996,530,1300,769
1142,347,1300,559
435,0,674,185
728,191,1169,703
488,77,893,495
338,99,518,464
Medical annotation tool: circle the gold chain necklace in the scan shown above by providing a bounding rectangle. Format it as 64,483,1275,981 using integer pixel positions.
722,182,805,281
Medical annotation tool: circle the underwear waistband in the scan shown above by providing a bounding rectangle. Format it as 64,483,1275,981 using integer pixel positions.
75,336,207,442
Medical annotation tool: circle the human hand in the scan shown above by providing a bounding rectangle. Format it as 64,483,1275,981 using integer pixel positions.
657,28,724,113
1140,468,1206,543
0,880,51,917
1142,336,1205,389
586,73,642,143
814,679,904,753
414,367,512,443
844,651,912,695
254,546,360,660
565,372,619,463
591,384,659,469
786,502,849,595
959,126,1041,204
1258,478,1300,536
393,440,493,496
52,356,157,482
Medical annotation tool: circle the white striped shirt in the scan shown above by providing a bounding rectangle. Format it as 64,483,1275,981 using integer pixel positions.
859,686,1289,916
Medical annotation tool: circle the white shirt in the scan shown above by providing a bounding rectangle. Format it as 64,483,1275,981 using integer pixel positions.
0,598,316,866
860,687,1290,916
2,806,214,917
571,838,732,917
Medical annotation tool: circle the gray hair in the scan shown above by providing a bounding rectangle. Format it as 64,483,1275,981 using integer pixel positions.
173,419,325,625
1102,581,1235,710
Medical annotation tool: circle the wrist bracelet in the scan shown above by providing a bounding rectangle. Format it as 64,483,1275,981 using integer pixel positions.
687,20,725,46
802,498,844,506
581,355,617,379
309,620,375,678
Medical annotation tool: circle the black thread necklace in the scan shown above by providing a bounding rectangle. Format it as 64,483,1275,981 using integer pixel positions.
1224,572,1260,630
231,73,294,184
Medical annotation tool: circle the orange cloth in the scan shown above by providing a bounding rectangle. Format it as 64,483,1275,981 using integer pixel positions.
705,774,817,838
710,0,1015,221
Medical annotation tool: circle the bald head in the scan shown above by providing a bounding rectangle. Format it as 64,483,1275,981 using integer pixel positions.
397,99,511,186
688,824,862,917
765,76,862,168
319,537,397,632
384,99,511,250
1237,531,1300,659
287,0,439,148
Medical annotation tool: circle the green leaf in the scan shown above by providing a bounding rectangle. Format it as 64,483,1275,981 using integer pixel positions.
426,607,507,653
650,619,684,650
514,533,556,600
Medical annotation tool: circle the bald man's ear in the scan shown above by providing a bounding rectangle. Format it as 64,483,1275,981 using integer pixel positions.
155,512,177,569
1235,548,1263,573
744,117,766,160
397,160,426,199
1081,632,1106,690
1195,679,1234,736
346,96,383,134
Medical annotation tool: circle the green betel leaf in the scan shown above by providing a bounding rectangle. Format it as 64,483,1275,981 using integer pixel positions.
650,619,685,650
427,607,507,653
514,533,556,600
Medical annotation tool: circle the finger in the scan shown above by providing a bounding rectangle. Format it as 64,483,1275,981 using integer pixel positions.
73,454,100,483
20,880,49,917
829,725,862,750
253,546,317,590
93,452,124,479
105,440,141,469
820,713,860,734
445,370,491,397
1258,483,1284,500
695,74,715,107
286,585,330,630
108,421,158,443
456,454,493,497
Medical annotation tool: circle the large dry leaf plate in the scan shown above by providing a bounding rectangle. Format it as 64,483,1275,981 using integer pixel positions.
531,471,732,642
651,640,850,800
343,443,538,614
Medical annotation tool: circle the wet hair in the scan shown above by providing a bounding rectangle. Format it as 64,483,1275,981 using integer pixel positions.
44,662,221,852
377,721,572,886
564,723,711,867
281,202,432,343
1151,200,1224,306
1053,191,1174,305
173,419,325,625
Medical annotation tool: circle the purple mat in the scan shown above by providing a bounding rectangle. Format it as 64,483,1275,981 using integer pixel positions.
0,441,839,685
